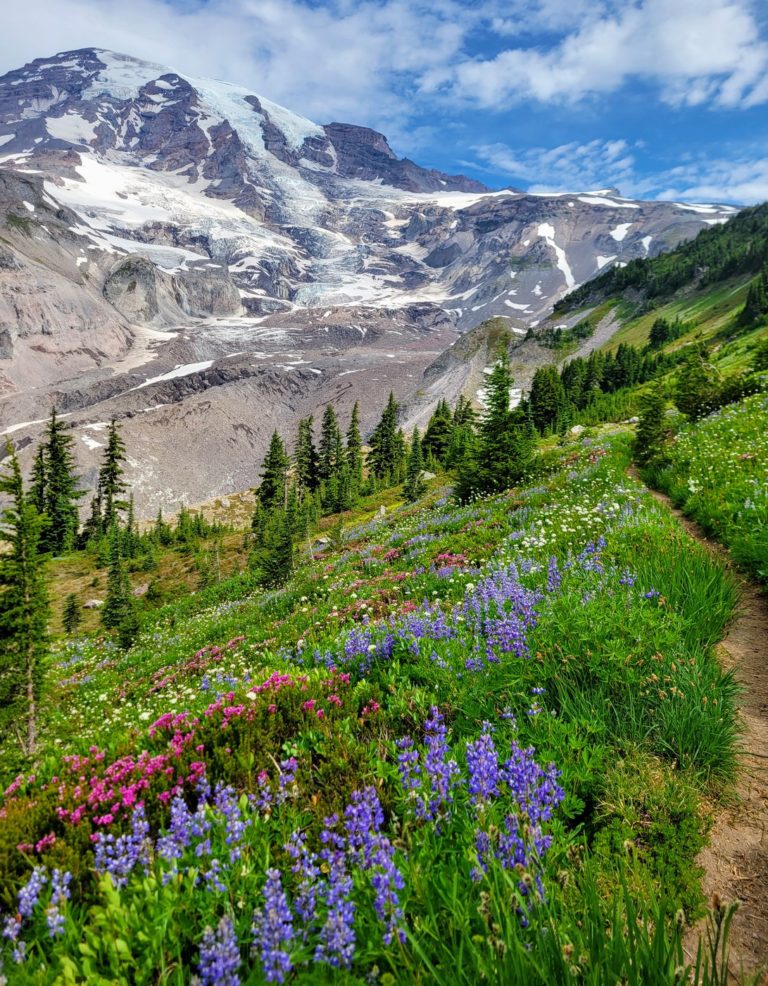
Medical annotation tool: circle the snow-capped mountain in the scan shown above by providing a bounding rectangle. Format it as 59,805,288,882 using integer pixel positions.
0,49,738,512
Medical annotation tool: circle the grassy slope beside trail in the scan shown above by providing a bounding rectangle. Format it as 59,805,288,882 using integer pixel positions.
0,431,744,984
646,393,768,586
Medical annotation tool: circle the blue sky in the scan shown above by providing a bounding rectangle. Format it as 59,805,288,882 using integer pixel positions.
1,0,767,202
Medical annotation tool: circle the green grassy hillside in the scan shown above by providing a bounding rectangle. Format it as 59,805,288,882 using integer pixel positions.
0,427,748,983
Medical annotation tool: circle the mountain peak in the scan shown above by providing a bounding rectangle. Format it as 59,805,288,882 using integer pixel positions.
0,47,487,195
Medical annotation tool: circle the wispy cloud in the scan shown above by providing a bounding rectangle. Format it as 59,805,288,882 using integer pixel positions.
0,0,766,201
473,138,637,192
472,137,768,203
439,0,768,110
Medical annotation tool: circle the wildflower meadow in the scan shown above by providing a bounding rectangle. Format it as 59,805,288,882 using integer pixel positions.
0,431,745,983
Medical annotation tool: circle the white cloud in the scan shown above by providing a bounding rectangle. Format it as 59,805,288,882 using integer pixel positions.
473,138,638,192
473,138,768,204
0,0,473,140
653,155,768,204
445,0,768,110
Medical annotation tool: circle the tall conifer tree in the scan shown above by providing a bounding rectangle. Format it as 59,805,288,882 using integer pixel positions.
258,431,290,509
0,441,49,755
404,427,426,502
99,419,129,530
346,402,364,486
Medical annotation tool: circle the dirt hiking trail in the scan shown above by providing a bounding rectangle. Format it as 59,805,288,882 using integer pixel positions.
643,481,768,981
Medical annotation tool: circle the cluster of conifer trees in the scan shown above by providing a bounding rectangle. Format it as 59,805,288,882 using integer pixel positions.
0,410,237,753
526,342,677,434
738,263,768,328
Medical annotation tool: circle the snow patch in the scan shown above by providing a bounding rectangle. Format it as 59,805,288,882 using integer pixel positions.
537,222,575,290
577,196,639,209
610,222,632,242
133,360,214,390
46,113,99,146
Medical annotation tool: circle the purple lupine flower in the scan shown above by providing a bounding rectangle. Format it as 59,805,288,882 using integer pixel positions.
466,725,500,805
315,816,356,968
344,787,405,944
45,869,71,938
546,556,561,593
396,737,420,791
198,916,241,986
344,787,383,867
496,814,527,871
201,858,227,893
285,831,321,931
472,829,492,882
619,569,636,587
368,836,405,945
214,784,251,862
419,706,461,821
252,869,294,983
501,745,564,825
95,803,151,888
156,794,193,863
18,866,47,918
275,758,298,806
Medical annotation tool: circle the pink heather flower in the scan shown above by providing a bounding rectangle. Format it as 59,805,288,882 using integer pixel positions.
35,833,56,854
16,842,34,852
268,704,277,714
316,709,325,720
303,700,316,712
4,774,25,797
328,694,342,707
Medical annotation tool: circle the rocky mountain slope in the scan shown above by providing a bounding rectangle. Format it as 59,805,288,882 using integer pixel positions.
0,48,738,512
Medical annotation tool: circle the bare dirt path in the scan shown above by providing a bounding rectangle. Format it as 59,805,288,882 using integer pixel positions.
638,477,768,980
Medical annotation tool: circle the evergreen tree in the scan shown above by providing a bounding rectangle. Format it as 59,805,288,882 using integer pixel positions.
404,427,426,502
674,345,722,420
452,395,477,429
81,488,104,546
318,405,343,483
455,342,534,501
345,403,364,487
0,441,49,756
258,431,290,510
29,444,47,516
62,593,81,636
99,419,129,530
256,510,294,587
648,317,672,349
295,417,319,497
738,274,768,327
752,337,768,372
529,366,569,433
368,393,404,480
561,358,587,409
39,408,83,554
153,507,173,547
633,388,669,467
123,494,139,558
102,523,132,632
422,400,453,465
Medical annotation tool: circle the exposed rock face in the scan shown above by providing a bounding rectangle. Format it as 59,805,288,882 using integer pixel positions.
322,122,487,192
0,47,740,513
103,257,161,322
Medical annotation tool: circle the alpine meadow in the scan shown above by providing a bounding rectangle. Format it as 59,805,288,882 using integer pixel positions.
0,24,768,986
